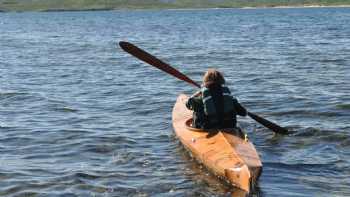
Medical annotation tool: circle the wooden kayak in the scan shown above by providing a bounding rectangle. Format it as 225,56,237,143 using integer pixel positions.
172,94,262,193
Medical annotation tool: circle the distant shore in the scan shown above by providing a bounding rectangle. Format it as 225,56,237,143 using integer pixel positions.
0,3,350,12
241,4,350,9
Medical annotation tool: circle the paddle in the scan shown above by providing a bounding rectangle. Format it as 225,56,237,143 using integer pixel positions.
119,41,289,134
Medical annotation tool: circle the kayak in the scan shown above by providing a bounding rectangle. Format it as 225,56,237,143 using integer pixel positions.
172,94,262,192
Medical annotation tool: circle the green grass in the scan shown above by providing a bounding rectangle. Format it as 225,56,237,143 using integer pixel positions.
0,0,349,12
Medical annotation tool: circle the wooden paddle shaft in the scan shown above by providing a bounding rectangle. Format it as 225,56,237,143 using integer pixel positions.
119,41,288,134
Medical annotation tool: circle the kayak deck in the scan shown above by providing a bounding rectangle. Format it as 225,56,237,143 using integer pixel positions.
172,94,262,192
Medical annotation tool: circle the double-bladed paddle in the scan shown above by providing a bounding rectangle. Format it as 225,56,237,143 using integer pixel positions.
119,41,289,134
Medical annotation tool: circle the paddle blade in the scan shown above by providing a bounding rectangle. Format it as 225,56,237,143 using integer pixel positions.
119,41,200,88
248,111,289,134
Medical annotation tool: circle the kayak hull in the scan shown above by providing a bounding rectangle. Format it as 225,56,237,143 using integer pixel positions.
172,94,262,192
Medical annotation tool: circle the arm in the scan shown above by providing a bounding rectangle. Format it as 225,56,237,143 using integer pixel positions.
233,98,247,116
186,91,202,111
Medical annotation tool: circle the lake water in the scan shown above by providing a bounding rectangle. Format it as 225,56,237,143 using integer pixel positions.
1,7,350,197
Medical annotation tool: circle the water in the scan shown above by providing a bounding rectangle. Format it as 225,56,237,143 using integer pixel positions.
1,7,350,196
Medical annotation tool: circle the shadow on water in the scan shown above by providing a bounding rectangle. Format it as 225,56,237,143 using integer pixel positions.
285,126,350,146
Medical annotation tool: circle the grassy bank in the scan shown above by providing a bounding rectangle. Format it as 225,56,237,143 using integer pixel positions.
0,0,349,12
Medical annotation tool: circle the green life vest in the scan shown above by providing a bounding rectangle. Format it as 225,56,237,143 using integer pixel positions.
201,85,235,124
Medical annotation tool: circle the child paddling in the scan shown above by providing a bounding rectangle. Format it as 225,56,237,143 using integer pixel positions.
186,69,247,129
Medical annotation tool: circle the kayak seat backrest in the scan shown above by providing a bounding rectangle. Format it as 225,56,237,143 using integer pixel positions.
185,118,208,133
185,118,246,140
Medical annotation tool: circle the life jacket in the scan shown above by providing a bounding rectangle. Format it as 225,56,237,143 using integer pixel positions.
201,84,234,126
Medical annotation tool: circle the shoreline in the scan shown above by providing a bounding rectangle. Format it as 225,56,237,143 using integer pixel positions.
0,4,349,13
242,4,350,9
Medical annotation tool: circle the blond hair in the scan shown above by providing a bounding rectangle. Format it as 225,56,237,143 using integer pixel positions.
202,69,225,87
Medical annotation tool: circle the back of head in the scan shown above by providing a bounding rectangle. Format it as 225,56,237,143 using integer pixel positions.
203,69,225,88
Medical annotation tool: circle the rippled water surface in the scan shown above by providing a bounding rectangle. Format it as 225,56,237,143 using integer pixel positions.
1,8,350,196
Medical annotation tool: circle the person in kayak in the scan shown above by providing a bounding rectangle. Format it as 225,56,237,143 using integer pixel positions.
186,69,247,129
